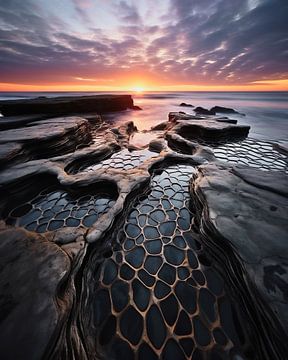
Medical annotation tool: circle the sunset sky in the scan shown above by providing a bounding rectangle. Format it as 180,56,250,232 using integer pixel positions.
0,0,288,91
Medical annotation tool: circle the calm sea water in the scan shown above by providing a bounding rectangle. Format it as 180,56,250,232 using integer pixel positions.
0,91,287,141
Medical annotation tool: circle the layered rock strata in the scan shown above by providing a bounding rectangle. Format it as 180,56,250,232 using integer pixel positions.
0,98,287,360
0,95,134,116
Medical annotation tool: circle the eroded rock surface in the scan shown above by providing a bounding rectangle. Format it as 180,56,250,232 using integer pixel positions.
0,97,287,360
0,116,92,167
166,112,250,143
0,228,74,360
192,163,288,358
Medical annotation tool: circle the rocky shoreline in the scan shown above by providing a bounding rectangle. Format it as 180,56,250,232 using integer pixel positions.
0,95,287,360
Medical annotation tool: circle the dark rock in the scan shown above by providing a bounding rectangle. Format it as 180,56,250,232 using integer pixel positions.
0,116,92,166
151,121,168,131
0,114,52,130
216,118,237,124
0,95,134,116
168,112,204,122
194,107,216,115
0,228,72,359
210,106,240,114
148,139,167,153
273,142,288,156
131,105,142,110
168,113,250,142
192,163,288,357
179,103,194,107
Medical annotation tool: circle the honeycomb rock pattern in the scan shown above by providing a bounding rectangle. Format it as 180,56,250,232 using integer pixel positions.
203,138,287,173
82,149,159,172
4,186,115,233
91,165,252,359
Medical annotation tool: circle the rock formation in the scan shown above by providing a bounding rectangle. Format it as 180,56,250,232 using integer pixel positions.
0,96,287,360
179,102,194,107
0,95,134,116
210,106,240,114
194,106,216,115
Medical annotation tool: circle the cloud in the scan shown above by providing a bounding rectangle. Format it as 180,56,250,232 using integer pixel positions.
0,0,287,86
116,1,142,24
72,0,93,23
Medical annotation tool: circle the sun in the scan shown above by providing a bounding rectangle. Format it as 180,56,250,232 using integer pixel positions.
131,86,145,93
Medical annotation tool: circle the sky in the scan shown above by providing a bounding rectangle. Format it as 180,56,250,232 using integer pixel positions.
0,0,288,91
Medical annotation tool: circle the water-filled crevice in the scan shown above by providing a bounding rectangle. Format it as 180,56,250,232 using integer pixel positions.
199,138,288,173
0,175,118,233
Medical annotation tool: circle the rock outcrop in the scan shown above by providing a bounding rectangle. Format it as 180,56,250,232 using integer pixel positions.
0,95,287,360
179,102,194,107
0,116,92,167
167,112,250,142
191,163,288,358
194,106,216,115
210,106,240,114
0,95,134,116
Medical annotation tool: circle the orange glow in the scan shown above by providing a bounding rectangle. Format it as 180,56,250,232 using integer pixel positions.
131,86,145,94
0,78,288,92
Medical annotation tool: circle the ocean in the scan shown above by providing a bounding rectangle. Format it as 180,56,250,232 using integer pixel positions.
0,91,287,141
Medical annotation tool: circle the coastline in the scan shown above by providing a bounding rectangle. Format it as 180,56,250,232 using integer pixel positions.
0,94,287,359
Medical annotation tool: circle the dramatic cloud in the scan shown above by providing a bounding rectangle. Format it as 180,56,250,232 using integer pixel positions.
0,0,287,88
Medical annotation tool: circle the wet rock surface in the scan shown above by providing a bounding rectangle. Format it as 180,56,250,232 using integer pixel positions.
192,163,288,358
0,96,287,359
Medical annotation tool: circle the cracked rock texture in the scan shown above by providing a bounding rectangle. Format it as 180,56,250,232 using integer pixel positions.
0,99,287,360
192,163,288,359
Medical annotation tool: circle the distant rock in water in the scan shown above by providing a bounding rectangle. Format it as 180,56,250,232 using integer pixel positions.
194,106,216,115
131,105,142,110
179,102,194,107
210,106,243,115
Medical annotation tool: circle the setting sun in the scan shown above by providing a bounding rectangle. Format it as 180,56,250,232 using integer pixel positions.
131,86,145,94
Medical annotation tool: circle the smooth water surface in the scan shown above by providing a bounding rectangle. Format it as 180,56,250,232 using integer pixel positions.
1,91,287,141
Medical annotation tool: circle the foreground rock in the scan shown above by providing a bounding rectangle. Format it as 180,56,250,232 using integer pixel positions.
0,95,134,116
192,163,288,358
0,116,91,166
0,228,73,359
